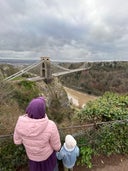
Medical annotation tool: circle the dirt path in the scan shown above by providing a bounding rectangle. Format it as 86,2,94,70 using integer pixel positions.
74,155,128,171
55,154,128,171
74,160,128,171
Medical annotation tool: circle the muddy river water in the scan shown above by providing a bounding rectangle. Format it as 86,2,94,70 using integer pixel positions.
64,87,98,108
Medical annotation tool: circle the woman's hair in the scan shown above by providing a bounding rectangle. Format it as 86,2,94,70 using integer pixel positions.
26,97,46,119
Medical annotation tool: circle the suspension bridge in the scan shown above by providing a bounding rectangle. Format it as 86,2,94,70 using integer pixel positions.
4,57,91,82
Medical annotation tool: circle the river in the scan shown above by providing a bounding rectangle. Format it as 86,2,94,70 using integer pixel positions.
64,87,98,108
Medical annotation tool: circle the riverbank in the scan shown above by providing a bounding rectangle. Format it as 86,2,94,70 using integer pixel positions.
64,86,98,108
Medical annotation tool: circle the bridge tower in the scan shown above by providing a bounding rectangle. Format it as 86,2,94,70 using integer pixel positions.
40,57,52,82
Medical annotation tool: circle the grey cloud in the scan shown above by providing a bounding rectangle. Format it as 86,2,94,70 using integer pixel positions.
0,0,128,62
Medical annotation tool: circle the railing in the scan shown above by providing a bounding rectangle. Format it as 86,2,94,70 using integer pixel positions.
1,119,127,142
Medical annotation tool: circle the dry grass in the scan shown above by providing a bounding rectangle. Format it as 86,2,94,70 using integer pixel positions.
0,101,22,135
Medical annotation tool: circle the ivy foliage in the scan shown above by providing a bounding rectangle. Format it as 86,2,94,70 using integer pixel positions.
78,92,128,122
95,122,128,155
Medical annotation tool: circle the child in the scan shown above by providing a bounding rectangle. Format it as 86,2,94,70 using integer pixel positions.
13,97,61,171
56,134,79,171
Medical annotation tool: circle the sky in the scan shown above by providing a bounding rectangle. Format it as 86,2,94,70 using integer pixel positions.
0,0,128,62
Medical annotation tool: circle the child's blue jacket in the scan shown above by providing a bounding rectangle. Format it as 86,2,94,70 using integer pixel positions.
56,143,79,169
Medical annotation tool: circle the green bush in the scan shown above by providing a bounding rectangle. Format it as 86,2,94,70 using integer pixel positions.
78,92,128,122
77,92,128,167
0,138,27,171
95,122,128,155
76,121,128,167
78,146,93,168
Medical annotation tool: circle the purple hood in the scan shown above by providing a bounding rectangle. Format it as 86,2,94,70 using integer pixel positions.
26,97,46,119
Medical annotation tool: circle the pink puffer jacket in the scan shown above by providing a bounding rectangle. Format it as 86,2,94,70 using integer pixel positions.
13,114,61,161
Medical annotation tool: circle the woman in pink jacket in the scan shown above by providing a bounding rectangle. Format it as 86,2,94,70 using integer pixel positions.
13,97,61,171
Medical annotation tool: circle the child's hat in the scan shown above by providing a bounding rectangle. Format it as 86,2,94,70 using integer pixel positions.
65,134,76,149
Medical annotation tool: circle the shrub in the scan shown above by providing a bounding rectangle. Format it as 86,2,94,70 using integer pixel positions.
77,92,128,167
78,92,128,122
94,122,128,155
76,121,128,167
78,146,93,168
0,138,27,171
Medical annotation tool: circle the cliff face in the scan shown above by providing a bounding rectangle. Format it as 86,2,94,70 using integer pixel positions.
36,77,69,107
35,77,72,123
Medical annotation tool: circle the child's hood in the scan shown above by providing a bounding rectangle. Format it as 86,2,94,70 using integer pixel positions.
64,143,76,152
16,114,49,137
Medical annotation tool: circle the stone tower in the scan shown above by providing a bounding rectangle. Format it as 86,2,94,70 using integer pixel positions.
40,57,52,82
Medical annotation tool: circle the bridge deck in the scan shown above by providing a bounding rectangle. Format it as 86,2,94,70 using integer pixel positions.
52,67,91,77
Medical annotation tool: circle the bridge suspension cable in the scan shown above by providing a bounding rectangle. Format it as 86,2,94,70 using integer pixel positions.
52,63,70,71
4,60,42,81
52,67,91,77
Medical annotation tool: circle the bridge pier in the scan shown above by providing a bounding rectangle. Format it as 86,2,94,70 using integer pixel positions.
40,57,52,83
